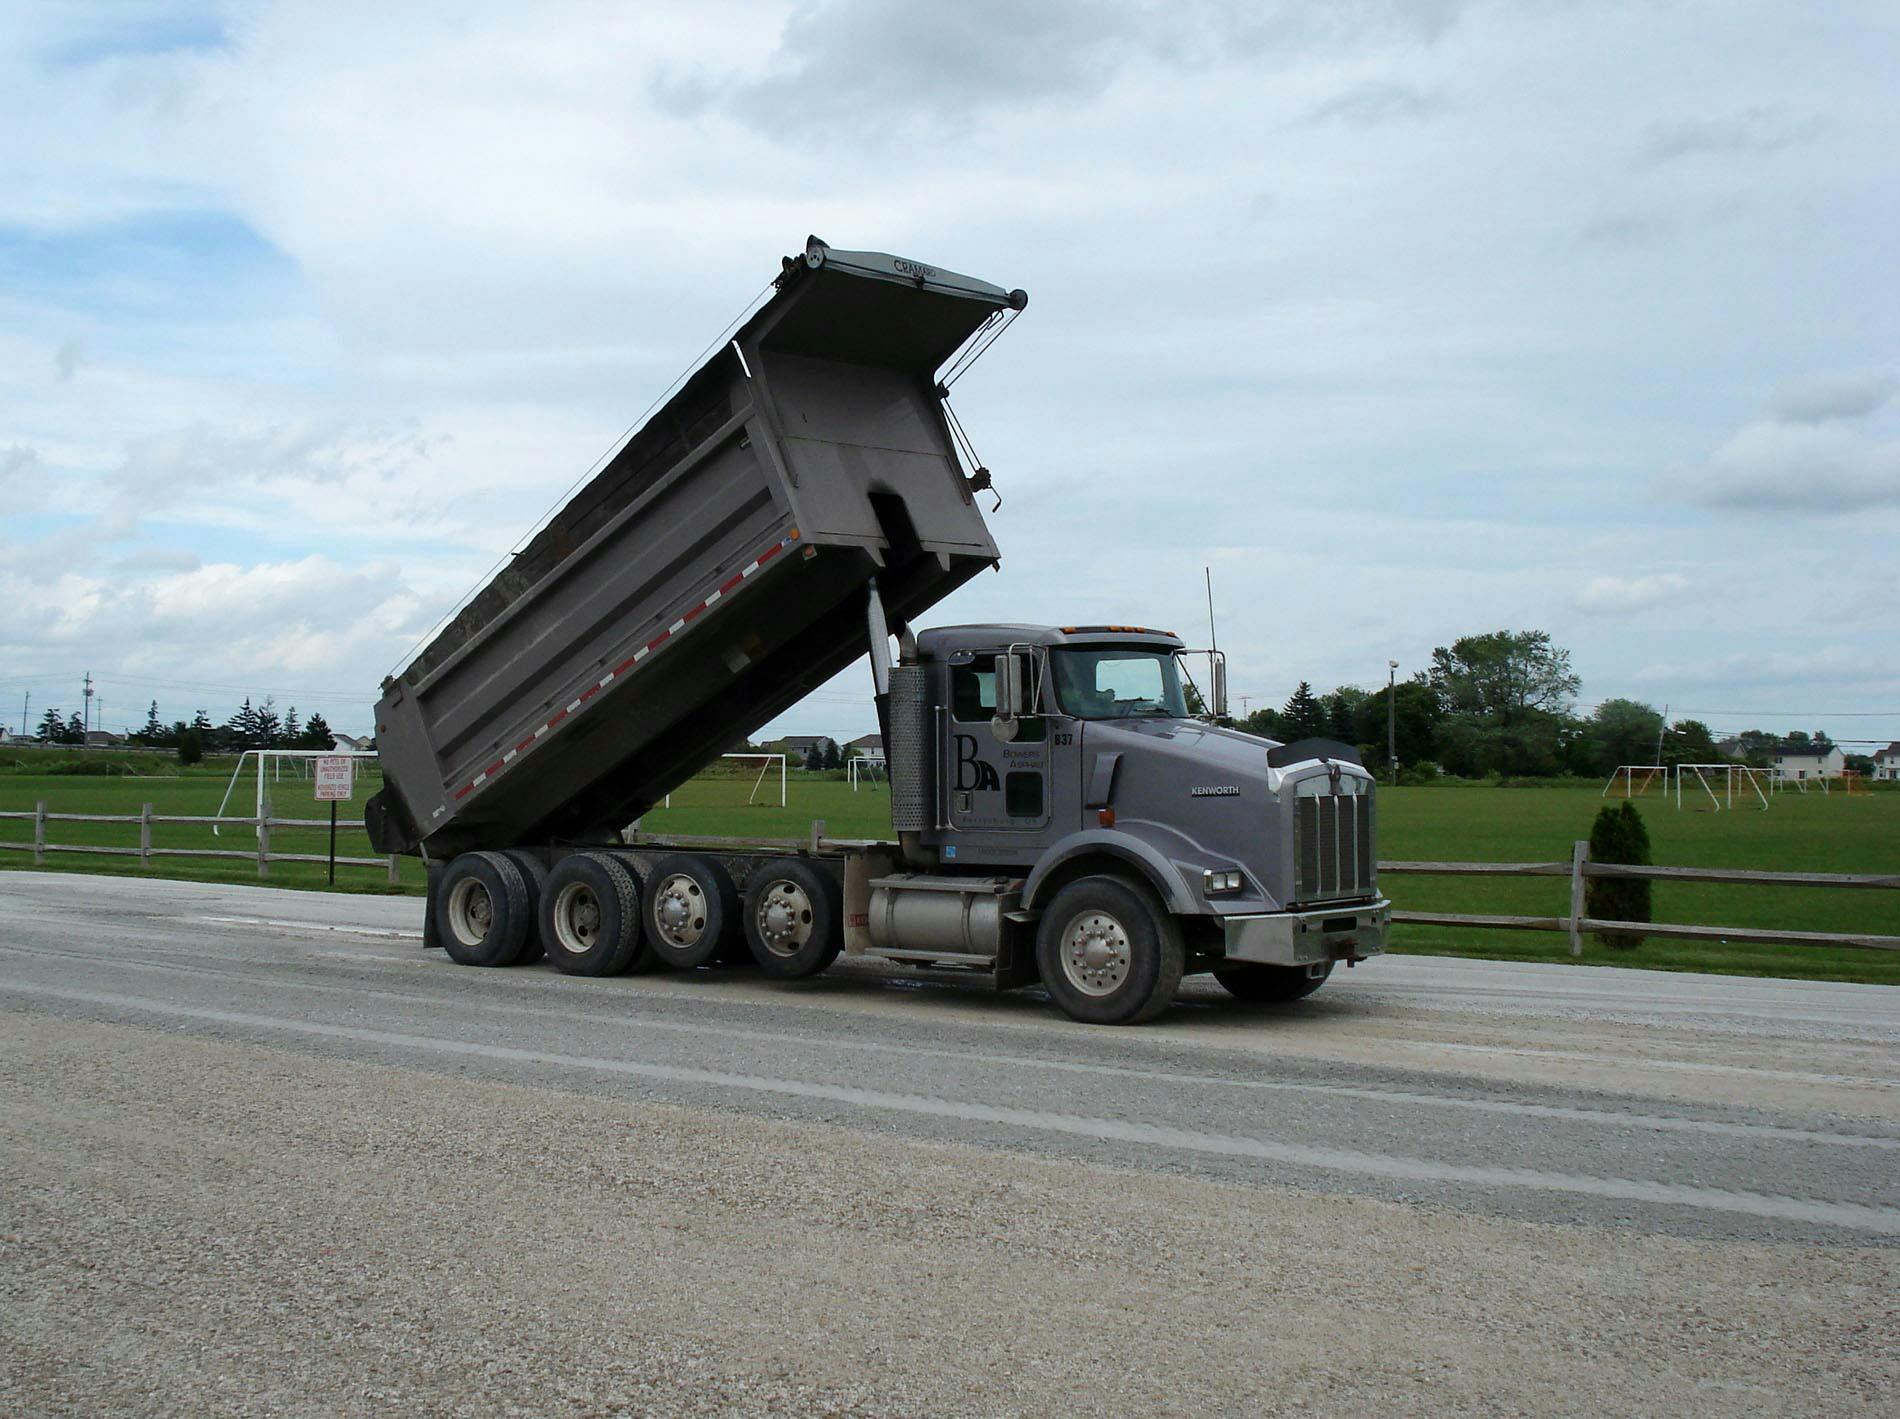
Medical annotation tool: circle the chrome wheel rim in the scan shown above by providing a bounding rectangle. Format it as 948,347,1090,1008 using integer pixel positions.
755,879,813,958
446,877,494,947
1059,909,1130,997
653,873,707,949
551,881,602,955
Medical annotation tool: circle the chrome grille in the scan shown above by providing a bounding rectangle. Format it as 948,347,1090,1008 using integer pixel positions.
1295,791,1375,902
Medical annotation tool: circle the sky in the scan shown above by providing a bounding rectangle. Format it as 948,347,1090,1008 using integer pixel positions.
1,0,1896,754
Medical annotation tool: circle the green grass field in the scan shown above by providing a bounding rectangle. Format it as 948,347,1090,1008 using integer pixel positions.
4,752,1895,984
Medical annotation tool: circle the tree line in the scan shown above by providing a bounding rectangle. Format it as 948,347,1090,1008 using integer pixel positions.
1240,629,1853,780
35,695,338,764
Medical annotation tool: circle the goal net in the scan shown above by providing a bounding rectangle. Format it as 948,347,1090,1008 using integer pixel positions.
848,754,886,792
1602,765,1666,798
1674,763,1771,812
657,753,787,811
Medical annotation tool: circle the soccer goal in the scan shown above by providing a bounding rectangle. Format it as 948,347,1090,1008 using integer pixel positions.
212,748,382,839
659,752,787,810
1602,765,1666,798
1673,763,1771,812
847,753,886,792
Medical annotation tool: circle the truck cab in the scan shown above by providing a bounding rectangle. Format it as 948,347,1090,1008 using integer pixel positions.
854,621,1390,1022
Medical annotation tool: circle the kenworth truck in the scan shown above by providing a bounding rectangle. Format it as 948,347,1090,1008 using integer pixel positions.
366,237,1388,1024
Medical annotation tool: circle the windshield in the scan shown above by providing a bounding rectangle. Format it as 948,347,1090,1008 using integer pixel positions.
1051,648,1189,720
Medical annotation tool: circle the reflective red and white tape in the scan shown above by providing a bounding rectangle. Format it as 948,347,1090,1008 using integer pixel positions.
439,530,800,812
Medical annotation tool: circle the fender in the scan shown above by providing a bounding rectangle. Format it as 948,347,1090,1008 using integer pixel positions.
1021,825,1200,914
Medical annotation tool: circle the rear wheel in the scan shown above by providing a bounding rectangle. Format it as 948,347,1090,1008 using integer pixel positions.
435,851,533,967
539,852,646,977
1034,875,1183,1025
1212,961,1332,1003
501,849,549,965
642,854,739,970
742,858,842,980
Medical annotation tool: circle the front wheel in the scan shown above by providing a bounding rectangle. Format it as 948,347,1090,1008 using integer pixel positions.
1034,876,1184,1025
1212,961,1333,1003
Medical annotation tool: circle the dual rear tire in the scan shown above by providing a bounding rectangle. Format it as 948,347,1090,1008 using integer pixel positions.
436,850,842,981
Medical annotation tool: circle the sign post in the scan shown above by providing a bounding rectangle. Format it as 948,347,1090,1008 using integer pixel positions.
314,756,355,885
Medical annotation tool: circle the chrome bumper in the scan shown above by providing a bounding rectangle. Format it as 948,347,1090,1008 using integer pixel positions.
1219,898,1390,967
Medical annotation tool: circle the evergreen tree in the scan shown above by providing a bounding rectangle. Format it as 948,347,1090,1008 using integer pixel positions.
65,711,85,743
804,742,825,771
37,707,64,742
1325,687,1367,743
822,739,842,770
1281,682,1328,740
191,708,212,731
225,698,259,748
299,712,335,750
255,696,283,747
142,700,162,742
283,706,301,743
1584,802,1652,950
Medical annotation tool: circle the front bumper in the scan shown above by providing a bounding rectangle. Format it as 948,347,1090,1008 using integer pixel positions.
1219,898,1390,967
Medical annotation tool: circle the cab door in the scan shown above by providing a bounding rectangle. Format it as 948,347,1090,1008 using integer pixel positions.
944,649,1050,834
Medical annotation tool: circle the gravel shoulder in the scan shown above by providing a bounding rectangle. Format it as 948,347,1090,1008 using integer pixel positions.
3,1011,1894,1417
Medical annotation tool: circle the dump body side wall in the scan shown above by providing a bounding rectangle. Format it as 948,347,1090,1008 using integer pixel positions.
371,252,1011,858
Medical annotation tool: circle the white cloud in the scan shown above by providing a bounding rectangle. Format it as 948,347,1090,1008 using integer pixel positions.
1573,573,1688,614
1686,419,1900,512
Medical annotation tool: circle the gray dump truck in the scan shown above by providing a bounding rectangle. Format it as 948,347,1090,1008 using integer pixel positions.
367,237,1389,1024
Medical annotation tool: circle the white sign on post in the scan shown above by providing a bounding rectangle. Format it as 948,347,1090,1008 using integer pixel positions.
314,756,355,802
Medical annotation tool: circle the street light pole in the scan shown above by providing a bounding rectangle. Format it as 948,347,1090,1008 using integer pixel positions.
1387,660,1399,785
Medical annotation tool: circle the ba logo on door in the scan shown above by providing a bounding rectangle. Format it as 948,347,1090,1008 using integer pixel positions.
954,735,1000,791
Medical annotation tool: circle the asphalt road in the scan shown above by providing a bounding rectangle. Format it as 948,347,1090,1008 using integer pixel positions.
3,871,1897,1413
4,871,1895,1243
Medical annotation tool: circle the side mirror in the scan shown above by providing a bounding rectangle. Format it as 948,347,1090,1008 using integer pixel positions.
992,653,1024,741
1212,654,1228,720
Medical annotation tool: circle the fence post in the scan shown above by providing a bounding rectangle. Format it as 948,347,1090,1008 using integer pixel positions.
140,803,153,867
387,853,400,887
257,813,270,879
1568,838,1589,957
33,800,46,866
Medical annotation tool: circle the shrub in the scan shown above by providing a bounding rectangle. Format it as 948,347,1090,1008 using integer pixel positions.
177,729,205,766
1585,801,1652,949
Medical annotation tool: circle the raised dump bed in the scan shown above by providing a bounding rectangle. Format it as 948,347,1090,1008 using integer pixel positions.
367,238,1025,858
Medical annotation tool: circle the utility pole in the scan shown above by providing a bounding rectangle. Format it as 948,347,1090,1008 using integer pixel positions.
20,691,27,738
83,672,94,737
1387,660,1399,785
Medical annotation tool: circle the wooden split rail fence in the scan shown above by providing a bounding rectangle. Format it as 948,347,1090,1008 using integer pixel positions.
1385,842,1900,955
0,801,402,884
3,811,1895,954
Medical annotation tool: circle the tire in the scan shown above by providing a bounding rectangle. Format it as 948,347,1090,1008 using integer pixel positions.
538,852,646,977
502,849,549,965
741,858,843,980
1212,961,1333,1004
641,854,739,970
435,851,533,967
1034,875,1184,1025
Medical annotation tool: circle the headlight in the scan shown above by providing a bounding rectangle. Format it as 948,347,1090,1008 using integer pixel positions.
1203,868,1244,895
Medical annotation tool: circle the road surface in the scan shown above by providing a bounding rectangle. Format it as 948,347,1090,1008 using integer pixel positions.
2,871,1895,1414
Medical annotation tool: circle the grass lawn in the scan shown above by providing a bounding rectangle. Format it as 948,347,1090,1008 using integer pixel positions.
4,754,1895,985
